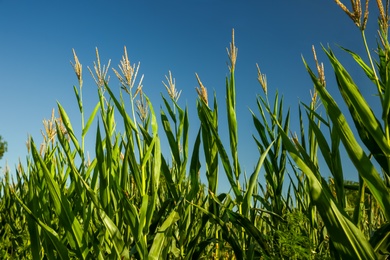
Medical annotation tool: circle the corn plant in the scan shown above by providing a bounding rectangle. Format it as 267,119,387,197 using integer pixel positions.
261,0,390,259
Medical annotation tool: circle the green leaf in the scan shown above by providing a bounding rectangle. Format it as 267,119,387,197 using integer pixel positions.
198,99,242,201
242,140,274,217
72,165,130,258
324,47,390,160
226,71,241,181
188,129,202,201
227,210,270,256
160,109,180,164
189,201,244,259
341,47,377,83
304,56,390,220
104,82,138,132
73,85,83,113
148,210,180,260
12,190,71,260
370,223,390,258
30,140,87,258
277,123,377,259
57,102,81,155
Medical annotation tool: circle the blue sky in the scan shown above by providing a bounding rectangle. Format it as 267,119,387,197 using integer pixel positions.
0,1,382,188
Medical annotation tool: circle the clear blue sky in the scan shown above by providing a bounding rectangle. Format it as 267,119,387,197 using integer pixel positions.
0,1,382,187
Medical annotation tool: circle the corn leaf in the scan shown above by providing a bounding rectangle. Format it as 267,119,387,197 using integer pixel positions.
324,47,390,160
276,123,377,259
198,99,242,200
148,210,180,260
57,102,81,155
242,140,274,217
305,57,390,220
12,190,71,260
82,102,100,137
30,140,87,258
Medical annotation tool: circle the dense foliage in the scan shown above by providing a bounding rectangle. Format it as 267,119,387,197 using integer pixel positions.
1,1,390,259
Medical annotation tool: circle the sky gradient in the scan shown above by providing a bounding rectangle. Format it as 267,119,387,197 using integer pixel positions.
0,1,382,188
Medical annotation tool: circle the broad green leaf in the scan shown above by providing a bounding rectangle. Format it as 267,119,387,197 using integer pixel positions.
57,102,81,153
188,129,202,201
104,82,138,132
341,47,377,83
242,141,274,217
72,166,130,258
370,223,390,258
73,85,83,113
95,124,109,209
148,210,180,260
325,50,389,173
276,124,377,259
227,210,270,256
139,195,149,239
30,140,87,258
13,190,71,260
198,96,219,182
305,57,390,220
198,99,241,200
144,96,161,235
160,156,179,200
226,71,241,181
189,201,244,259
324,47,390,158
161,94,177,124
160,109,180,164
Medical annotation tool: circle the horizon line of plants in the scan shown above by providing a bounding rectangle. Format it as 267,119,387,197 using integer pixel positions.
1,0,390,259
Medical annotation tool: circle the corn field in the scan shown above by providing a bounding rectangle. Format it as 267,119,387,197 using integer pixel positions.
1,1,390,259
